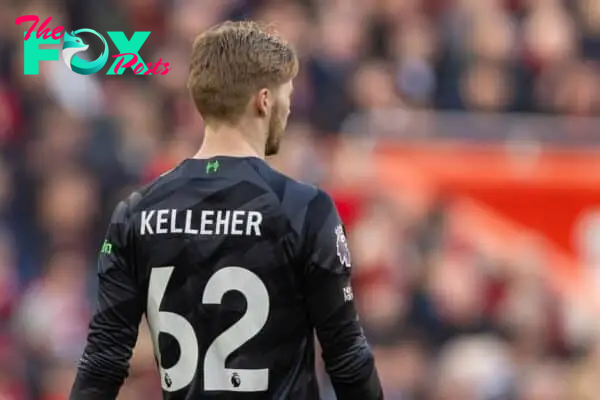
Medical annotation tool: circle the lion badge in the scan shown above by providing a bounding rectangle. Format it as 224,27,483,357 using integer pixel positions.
335,224,351,268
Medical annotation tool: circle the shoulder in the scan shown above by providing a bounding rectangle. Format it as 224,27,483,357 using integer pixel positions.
304,188,337,220
249,161,339,236
250,159,323,211
273,175,335,221
118,166,185,218
107,171,170,229
250,160,315,201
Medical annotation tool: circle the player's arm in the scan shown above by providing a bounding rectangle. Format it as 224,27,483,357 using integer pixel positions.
303,190,383,400
70,199,144,400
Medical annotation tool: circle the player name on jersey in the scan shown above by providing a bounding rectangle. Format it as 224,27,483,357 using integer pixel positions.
140,209,263,236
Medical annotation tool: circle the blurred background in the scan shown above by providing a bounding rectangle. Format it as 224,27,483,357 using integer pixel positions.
1,0,600,399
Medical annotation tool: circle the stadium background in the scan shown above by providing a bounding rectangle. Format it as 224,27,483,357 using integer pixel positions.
1,0,600,398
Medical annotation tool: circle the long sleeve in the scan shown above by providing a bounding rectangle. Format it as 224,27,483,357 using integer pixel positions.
70,200,144,400
303,190,383,400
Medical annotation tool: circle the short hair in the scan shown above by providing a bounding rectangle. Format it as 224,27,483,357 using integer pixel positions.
187,21,299,123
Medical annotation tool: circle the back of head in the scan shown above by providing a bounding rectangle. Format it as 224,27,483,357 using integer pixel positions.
188,21,298,126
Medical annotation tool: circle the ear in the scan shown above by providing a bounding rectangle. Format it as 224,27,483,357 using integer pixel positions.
255,88,270,117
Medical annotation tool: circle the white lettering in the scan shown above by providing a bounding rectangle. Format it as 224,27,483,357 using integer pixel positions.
184,210,198,234
170,209,183,234
247,211,262,236
156,210,169,234
139,209,263,236
215,210,230,235
231,210,245,235
141,210,155,235
200,210,214,235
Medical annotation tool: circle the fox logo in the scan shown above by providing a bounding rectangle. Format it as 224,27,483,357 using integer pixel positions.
62,31,88,66
62,29,108,75
17,15,172,75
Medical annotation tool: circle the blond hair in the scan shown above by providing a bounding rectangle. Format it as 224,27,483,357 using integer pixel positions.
187,21,298,123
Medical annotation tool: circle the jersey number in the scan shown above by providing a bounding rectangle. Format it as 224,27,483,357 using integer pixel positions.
147,266,270,392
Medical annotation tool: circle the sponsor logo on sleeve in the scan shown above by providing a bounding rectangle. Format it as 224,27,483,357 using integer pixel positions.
343,285,354,302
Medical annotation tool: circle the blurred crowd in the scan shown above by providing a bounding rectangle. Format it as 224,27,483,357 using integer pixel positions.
0,0,599,399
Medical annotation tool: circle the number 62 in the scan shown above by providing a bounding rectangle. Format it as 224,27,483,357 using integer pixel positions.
147,266,270,393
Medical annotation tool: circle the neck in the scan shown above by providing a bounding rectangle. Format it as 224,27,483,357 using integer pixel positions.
193,121,265,160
